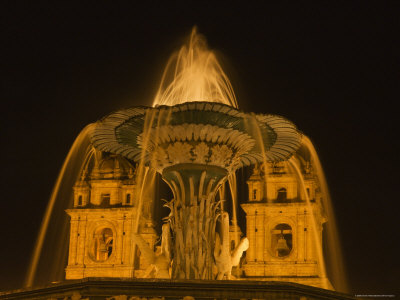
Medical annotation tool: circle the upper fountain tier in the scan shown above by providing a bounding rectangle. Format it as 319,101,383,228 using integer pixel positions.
90,101,302,173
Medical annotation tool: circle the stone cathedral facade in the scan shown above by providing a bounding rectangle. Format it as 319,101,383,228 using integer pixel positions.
241,145,332,289
65,151,157,279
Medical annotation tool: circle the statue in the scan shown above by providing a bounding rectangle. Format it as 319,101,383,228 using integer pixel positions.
214,212,249,279
133,223,172,279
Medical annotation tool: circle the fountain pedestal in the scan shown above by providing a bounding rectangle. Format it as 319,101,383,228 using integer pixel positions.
162,164,227,279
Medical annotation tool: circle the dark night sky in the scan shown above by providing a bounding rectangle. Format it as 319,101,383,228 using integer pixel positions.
1,1,399,295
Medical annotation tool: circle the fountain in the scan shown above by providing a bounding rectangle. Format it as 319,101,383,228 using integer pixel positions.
1,28,353,300
90,100,301,280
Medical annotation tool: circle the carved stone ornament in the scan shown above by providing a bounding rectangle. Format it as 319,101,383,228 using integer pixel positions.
138,124,256,173
149,140,240,172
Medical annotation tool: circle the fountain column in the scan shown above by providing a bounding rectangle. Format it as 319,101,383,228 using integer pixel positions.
163,164,227,279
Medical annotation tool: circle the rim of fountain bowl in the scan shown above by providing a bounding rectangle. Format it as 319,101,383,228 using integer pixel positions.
90,101,302,166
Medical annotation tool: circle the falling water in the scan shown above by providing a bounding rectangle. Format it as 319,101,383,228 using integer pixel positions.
243,114,271,203
227,173,240,246
131,106,173,274
133,166,150,233
287,157,329,289
218,182,226,211
153,27,238,108
25,123,96,287
130,108,158,274
301,136,348,292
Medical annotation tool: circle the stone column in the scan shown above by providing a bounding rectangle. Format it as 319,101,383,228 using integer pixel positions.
255,211,265,262
246,212,256,262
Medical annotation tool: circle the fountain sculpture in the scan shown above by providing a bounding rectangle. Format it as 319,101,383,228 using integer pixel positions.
86,28,302,280
90,100,302,279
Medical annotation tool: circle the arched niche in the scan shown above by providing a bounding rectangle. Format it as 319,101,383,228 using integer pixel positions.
271,223,292,257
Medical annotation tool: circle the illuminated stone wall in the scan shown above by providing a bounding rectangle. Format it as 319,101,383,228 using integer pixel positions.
65,152,157,280
242,161,332,290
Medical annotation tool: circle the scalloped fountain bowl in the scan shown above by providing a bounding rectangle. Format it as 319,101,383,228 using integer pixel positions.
91,101,301,171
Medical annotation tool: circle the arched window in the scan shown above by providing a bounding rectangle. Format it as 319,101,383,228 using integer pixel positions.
271,223,292,257
253,189,257,200
276,188,287,202
126,193,131,204
78,195,82,206
93,228,113,261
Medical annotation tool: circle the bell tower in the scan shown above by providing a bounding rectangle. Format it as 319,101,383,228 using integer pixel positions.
241,147,332,289
65,151,157,279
